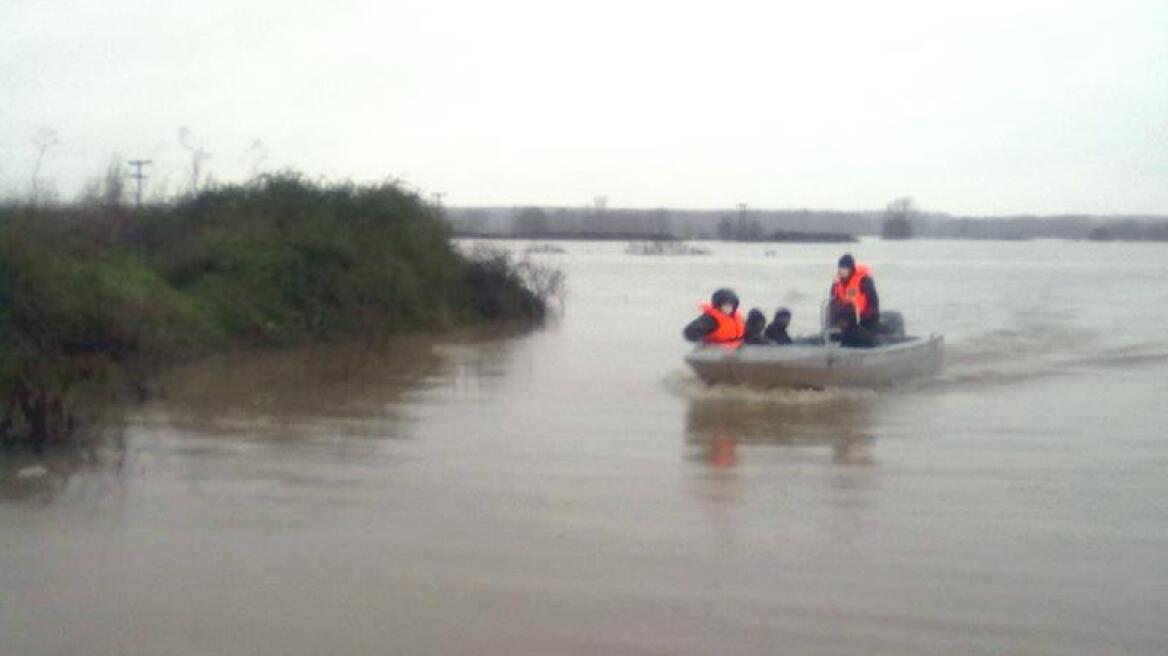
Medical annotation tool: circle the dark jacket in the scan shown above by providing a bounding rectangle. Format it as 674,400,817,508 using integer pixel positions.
683,313,719,342
763,323,792,344
742,309,770,345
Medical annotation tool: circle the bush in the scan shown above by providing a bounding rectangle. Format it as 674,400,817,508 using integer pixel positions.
463,247,558,321
0,224,201,450
0,174,558,450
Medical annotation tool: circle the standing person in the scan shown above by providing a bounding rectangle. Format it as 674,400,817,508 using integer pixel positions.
683,288,745,347
764,308,793,344
830,254,880,346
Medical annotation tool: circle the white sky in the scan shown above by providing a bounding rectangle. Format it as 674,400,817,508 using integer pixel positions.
2,0,1165,214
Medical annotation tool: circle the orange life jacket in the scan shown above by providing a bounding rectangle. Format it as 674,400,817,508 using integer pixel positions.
832,263,874,319
699,303,745,347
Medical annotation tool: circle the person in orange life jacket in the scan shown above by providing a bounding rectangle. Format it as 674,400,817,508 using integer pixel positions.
764,307,793,344
829,253,880,347
683,288,745,346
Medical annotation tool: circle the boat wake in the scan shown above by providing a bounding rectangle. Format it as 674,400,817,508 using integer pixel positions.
931,332,1168,391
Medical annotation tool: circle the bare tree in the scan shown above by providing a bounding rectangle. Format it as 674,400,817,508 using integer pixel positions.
650,209,673,237
178,126,211,194
513,207,551,236
881,196,916,240
717,216,734,240
76,158,127,207
101,159,126,206
30,127,60,203
243,138,268,180
717,209,763,241
591,195,612,232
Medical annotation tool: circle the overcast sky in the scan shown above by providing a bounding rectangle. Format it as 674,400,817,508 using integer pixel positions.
2,0,1165,214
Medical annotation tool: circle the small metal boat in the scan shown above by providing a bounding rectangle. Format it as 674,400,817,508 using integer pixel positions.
685,308,943,388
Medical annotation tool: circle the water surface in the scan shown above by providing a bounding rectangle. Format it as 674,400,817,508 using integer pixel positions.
3,240,1167,655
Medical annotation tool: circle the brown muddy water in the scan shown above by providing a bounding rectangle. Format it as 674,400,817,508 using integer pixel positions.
3,240,1167,655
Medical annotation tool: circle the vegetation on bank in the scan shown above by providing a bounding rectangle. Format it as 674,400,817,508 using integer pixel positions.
0,174,560,451
1088,220,1168,241
447,204,1168,242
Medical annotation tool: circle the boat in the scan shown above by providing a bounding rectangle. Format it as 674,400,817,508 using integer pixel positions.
684,309,943,388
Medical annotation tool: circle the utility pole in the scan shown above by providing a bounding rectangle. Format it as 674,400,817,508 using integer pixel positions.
127,159,152,208
735,203,751,241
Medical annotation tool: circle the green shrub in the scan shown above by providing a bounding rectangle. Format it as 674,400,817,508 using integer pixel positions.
0,174,557,450
0,224,203,450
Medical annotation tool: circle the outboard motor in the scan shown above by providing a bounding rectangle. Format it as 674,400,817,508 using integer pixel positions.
877,311,906,340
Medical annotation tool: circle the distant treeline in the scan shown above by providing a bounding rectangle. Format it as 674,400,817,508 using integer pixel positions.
0,175,556,451
447,206,870,241
1087,221,1168,241
446,206,1168,242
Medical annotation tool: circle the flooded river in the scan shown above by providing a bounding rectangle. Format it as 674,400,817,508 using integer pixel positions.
3,240,1167,655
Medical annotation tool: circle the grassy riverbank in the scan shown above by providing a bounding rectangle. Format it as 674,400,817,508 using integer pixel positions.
0,174,558,451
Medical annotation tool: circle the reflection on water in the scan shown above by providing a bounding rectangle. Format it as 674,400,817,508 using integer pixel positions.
0,427,127,504
683,385,877,468
0,331,520,501
679,384,883,550
139,338,443,440
133,328,524,441
832,433,875,466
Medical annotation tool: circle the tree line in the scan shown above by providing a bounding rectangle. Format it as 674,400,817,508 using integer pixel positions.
446,198,1167,242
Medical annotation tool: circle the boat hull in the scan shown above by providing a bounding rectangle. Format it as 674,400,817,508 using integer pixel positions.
685,335,944,388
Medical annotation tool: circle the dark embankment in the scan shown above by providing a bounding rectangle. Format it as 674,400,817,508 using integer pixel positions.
0,174,557,451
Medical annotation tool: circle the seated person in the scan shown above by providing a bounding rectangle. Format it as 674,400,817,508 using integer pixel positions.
683,288,744,347
832,309,876,347
763,308,793,344
742,309,771,345
830,254,880,347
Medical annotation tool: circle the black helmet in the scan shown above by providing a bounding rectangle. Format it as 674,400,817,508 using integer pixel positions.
710,288,739,311
838,253,856,269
